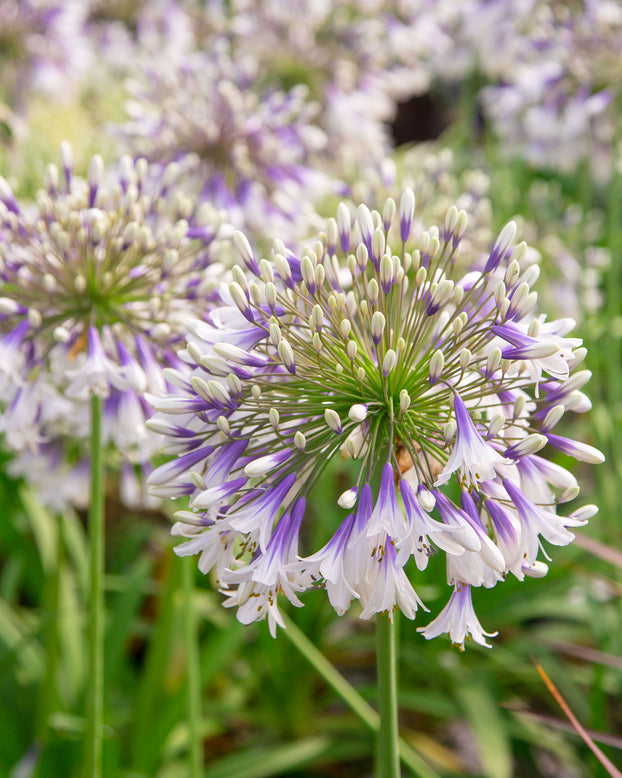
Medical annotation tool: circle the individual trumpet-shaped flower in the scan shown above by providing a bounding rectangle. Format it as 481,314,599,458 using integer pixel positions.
150,187,601,641
418,583,498,651
0,145,224,510
435,393,509,487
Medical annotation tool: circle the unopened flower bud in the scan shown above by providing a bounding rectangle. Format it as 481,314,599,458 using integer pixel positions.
429,349,444,384
325,408,342,434
382,349,397,376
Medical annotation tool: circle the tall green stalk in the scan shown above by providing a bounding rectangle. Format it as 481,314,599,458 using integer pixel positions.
281,614,439,778
182,556,203,778
85,394,105,778
376,613,401,778
36,511,63,743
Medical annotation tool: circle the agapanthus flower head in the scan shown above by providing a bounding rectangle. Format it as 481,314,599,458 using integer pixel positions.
0,143,225,509
474,1,622,179
116,39,332,241
0,0,90,108
149,187,602,642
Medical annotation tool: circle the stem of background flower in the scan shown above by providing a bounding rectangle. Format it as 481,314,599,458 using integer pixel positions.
182,556,203,778
85,394,104,778
36,512,63,742
281,614,440,778
376,612,401,778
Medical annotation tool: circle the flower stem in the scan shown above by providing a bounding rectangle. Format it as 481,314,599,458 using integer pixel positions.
281,614,438,777
376,613,401,778
85,393,105,778
37,510,63,742
182,556,203,778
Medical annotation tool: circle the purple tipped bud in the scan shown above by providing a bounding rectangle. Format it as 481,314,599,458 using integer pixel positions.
485,220,517,273
399,188,415,242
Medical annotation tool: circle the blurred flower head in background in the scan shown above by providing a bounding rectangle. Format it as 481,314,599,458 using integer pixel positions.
0,0,91,109
0,144,225,509
115,38,335,242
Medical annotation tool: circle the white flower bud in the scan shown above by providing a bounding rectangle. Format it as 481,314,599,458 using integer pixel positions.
259,259,274,283
429,349,444,383
486,347,502,376
337,202,351,249
229,281,252,319
371,310,385,343
399,188,415,240
356,243,368,270
233,230,257,273
510,241,527,265
88,154,104,190
301,255,316,292
338,487,358,509
541,404,565,432
326,217,338,251
382,197,396,231
507,433,548,458
273,253,293,285
357,203,374,242
265,282,277,309
382,349,397,376
415,266,427,287
444,419,457,445
504,260,521,287
367,278,379,305
372,228,386,264
269,408,280,430
493,220,517,259
348,404,368,423
459,348,471,370
249,282,262,306
244,453,288,478
444,205,458,236
278,339,296,374
27,308,42,329
310,304,324,331
486,414,505,438
455,209,468,241
324,408,342,434
568,504,598,522
217,415,231,436
268,321,281,345
379,253,393,291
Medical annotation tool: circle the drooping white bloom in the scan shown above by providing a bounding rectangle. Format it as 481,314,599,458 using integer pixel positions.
418,583,498,650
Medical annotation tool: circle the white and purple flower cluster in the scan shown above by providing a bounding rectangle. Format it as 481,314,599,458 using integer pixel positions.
477,1,621,179
115,38,334,241
0,0,90,108
147,190,603,645
0,145,225,509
